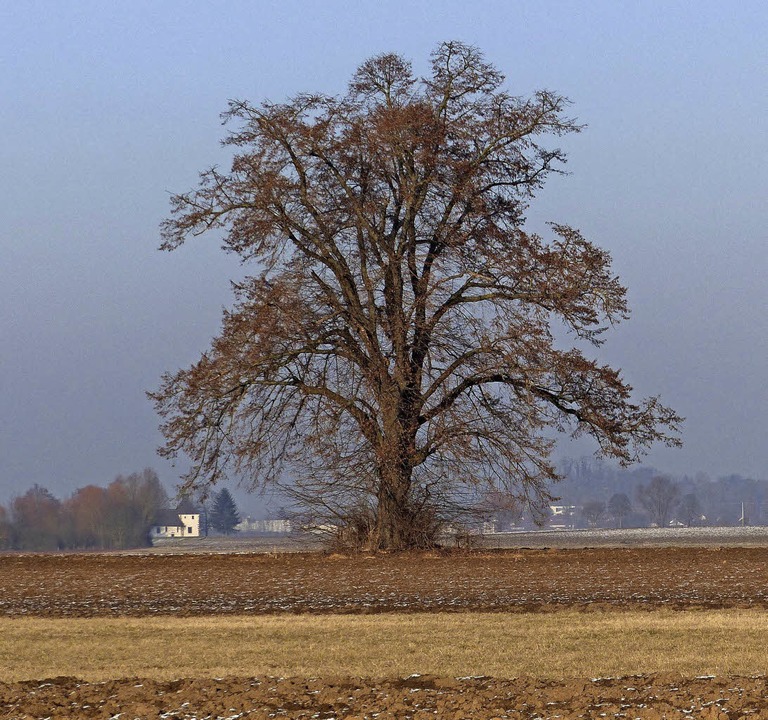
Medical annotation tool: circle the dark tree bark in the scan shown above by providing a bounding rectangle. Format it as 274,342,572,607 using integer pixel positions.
151,42,682,550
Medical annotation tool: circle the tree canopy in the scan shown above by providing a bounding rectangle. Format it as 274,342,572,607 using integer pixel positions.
607,492,633,528
4,470,168,551
637,476,681,527
152,41,681,550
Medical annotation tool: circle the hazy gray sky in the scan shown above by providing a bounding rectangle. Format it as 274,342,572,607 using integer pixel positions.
1,1,766,510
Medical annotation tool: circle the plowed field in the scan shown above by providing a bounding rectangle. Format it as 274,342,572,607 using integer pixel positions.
1,546,767,616
4,547,768,718
5,673,768,719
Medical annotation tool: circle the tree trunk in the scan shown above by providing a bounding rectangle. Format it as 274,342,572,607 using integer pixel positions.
375,461,414,550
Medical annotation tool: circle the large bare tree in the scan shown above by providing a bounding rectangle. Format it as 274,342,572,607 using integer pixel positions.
152,42,681,550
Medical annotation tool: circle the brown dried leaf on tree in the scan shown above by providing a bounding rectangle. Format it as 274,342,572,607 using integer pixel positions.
151,41,682,550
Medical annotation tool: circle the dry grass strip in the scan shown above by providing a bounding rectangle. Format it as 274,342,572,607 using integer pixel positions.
3,610,768,681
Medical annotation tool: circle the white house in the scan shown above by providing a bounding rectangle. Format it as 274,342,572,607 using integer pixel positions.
150,509,201,539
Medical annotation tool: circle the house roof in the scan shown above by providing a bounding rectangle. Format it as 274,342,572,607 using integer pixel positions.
153,509,186,528
176,497,199,514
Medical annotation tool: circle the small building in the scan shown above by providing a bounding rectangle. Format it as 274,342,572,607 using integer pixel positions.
236,516,292,534
150,508,201,539
549,504,577,529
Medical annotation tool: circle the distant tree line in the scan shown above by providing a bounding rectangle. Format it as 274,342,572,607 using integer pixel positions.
473,457,768,532
537,458,766,530
0,469,169,551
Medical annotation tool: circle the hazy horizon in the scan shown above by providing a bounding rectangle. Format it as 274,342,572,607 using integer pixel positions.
2,2,766,511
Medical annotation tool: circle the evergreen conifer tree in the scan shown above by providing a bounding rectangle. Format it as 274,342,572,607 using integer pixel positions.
209,488,240,535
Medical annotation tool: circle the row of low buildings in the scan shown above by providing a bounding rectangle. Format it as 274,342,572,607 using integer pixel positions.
148,505,624,539
149,510,292,539
235,517,292,534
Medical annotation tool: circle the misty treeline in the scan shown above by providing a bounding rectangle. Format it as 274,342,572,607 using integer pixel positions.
0,468,170,551
525,457,768,530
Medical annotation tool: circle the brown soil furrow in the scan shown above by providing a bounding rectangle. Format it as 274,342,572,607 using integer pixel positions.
1,547,767,617
3,674,768,719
